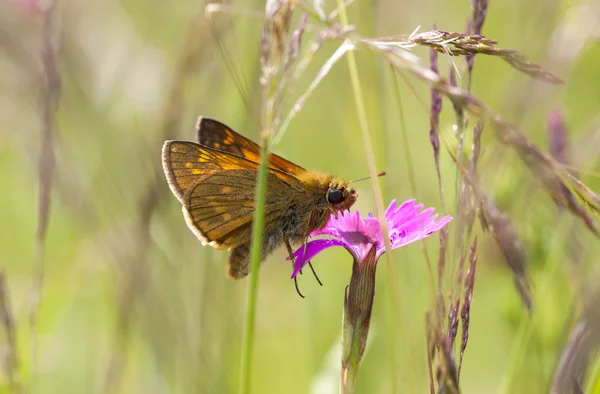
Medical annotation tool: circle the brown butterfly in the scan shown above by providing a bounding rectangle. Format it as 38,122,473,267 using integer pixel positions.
162,117,358,288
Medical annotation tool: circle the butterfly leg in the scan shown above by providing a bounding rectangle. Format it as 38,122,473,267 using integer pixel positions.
284,238,305,298
303,211,323,286
302,234,323,286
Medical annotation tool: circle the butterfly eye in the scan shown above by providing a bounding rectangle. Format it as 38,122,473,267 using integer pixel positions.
327,188,345,205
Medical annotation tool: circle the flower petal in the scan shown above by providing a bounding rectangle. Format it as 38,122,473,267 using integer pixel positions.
289,239,346,278
386,199,424,224
426,215,453,235
388,210,453,249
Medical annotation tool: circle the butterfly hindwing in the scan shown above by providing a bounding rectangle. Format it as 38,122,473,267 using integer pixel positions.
182,170,300,249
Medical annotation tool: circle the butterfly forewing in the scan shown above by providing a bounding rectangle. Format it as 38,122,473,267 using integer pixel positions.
163,139,303,202
197,117,307,176
163,140,260,203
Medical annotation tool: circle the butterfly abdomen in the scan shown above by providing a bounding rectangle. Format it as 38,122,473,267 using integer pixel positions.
227,228,285,279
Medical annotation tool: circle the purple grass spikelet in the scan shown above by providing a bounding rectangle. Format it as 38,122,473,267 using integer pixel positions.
459,236,478,379
448,296,460,347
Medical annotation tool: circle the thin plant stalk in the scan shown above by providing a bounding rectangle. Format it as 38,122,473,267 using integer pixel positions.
239,2,283,389
239,143,270,394
0,272,21,393
389,68,418,196
334,5,389,257
389,67,436,294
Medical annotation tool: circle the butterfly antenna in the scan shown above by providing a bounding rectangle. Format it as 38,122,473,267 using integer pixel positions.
349,171,386,184
308,262,323,286
294,277,305,298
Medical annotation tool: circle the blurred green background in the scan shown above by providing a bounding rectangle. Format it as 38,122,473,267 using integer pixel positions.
1,0,600,393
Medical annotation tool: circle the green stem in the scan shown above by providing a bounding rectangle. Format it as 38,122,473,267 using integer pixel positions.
341,363,359,394
341,246,378,394
239,140,270,394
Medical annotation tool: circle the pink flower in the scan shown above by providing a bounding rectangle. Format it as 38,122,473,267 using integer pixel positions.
290,199,452,277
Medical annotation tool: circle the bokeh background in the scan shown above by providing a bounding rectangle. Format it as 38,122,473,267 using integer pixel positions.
1,0,600,393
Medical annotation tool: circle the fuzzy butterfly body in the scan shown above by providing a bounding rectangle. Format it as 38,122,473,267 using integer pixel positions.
162,117,357,279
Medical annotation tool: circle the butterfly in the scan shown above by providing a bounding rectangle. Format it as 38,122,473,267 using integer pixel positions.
162,117,358,292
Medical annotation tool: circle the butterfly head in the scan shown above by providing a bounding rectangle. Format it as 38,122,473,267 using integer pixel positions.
326,179,357,212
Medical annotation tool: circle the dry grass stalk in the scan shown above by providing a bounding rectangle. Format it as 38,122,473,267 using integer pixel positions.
366,29,562,84
436,333,460,394
259,0,296,134
0,272,22,394
466,0,489,86
448,69,464,131
409,30,563,85
31,0,61,376
426,311,459,394
429,43,444,206
426,311,437,394
436,228,449,325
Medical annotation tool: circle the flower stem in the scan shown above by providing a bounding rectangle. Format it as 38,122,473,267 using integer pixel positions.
340,362,359,394
341,246,378,394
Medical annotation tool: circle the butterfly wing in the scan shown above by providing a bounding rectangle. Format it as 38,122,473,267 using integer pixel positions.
182,170,301,250
197,117,307,176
